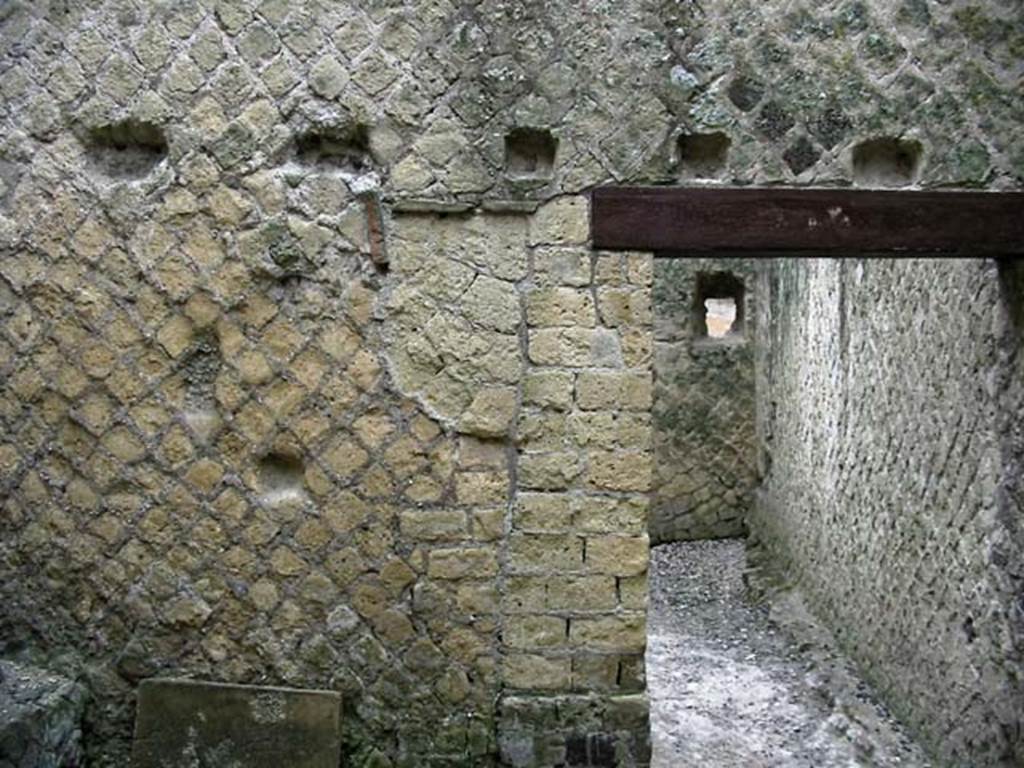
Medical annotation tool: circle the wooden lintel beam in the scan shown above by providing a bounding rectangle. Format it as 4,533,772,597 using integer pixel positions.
590,186,1024,256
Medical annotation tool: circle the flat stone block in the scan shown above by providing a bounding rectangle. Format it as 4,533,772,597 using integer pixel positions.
131,678,341,768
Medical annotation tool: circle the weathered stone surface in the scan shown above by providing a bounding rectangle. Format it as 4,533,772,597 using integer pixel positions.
498,694,650,768
131,679,341,768
528,197,589,246
0,0,1017,765
751,259,1024,767
458,387,517,438
0,661,86,768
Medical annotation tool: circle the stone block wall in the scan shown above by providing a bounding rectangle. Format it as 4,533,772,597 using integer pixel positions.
651,258,757,543
0,176,653,764
387,202,654,767
751,258,1024,766
0,0,668,761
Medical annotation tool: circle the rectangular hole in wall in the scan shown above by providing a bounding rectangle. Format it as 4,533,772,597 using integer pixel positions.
694,271,745,340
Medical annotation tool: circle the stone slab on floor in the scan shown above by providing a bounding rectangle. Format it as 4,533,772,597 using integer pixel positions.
0,659,86,768
131,678,341,768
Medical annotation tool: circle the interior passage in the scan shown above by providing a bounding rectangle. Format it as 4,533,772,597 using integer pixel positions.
647,540,932,768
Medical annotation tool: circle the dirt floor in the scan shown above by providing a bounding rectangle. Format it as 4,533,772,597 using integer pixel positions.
647,540,933,768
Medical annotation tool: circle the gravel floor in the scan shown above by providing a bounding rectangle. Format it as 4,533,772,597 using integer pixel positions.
648,540,933,768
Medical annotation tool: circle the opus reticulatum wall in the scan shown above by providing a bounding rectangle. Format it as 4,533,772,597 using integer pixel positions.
751,259,1024,767
0,0,1021,764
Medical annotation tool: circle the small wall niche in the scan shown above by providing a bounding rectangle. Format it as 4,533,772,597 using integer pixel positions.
86,120,169,178
258,452,306,505
852,137,923,188
677,132,731,178
504,128,557,180
295,124,373,171
693,272,745,340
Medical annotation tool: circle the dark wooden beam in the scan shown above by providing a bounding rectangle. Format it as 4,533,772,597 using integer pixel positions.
590,186,1024,256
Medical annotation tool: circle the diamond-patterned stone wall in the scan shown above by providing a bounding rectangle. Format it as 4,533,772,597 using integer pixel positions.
751,259,1024,766
0,168,499,763
0,0,1020,765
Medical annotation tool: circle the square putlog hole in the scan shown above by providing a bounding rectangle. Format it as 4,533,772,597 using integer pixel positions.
677,132,731,178
295,124,373,172
258,452,306,506
852,137,923,188
86,119,168,178
505,128,557,180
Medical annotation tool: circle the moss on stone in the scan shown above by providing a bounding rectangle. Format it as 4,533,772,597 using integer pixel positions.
953,6,1001,45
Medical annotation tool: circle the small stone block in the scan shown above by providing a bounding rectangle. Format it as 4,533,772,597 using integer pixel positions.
131,678,342,768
